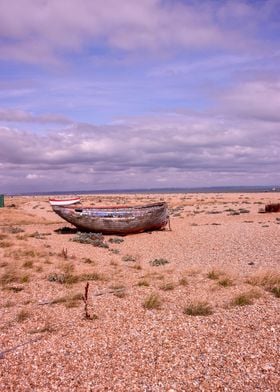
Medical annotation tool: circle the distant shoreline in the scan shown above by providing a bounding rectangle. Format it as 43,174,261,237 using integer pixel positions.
7,185,280,197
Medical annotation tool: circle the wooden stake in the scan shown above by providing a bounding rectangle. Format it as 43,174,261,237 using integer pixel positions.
83,282,91,319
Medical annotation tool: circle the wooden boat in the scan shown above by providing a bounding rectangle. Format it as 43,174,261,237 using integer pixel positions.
49,197,81,206
51,202,169,235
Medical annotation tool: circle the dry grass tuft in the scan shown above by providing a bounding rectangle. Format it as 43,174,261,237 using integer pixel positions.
82,257,95,264
16,309,30,323
271,286,280,298
207,268,225,280
247,270,280,298
109,284,126,298
185,268,201,276
51,292,83,307
184,301,213,316
143,292,162,310
179,277,188,286
130,263,142,270
48,270,105,284
79,272,105,282
23,260,34,269
59,261,75,275
247,270,280,288
137,279,150,287
0,264,30,286
159,282,176,291
218,277,234,287
29,322,56,334
231,289,262,307
0,241,13,248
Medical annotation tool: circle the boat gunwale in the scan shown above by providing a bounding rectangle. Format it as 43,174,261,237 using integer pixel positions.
52,202,167,211
49,197,81,202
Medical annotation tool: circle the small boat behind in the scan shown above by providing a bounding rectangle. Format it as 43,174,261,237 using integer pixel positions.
51,202,169,235
49,197,81,206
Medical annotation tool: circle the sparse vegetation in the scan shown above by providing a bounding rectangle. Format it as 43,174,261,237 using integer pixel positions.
218,277,233,287
184,301,213,316
110,285,126,298
0,241,13,248
72,232,109,248
29,322,55,334
149,258,169,267
79,272,104,281
137,279,150,287
159,282,175,291
143,293,162,309
207,268,223,280
51,292,83,307
0,265,29,286
247,270,280,298
179,277,188,286
47,272,79,284
231,290,262,307
247,270,280,288
122,255,137,262
108,237,124,244
82,257,95,264
271,286,280,298
109,249,120,254
16,309,30,323
23,260,34,269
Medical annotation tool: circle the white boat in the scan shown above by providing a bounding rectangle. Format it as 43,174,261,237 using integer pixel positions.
49,197,81,206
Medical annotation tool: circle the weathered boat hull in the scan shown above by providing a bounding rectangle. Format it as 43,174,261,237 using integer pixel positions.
52,202,168,235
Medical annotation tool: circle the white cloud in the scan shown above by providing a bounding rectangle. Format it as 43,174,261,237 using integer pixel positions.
0,0,274,65
0,99,280,193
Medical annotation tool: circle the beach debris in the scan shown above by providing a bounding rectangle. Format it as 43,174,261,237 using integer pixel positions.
264,203,280,213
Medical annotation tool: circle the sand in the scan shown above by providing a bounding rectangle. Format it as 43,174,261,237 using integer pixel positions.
0,192,279,391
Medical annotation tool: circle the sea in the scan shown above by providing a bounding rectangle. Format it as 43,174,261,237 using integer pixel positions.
12,185,280,197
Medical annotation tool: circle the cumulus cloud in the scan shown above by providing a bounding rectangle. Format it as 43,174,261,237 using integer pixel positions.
1,101,280,193
0,0,276,64
0,1,279,193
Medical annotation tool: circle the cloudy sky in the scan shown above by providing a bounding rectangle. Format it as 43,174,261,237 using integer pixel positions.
0,0,280,193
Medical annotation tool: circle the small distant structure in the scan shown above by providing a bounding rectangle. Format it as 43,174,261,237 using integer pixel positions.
0,194,4,208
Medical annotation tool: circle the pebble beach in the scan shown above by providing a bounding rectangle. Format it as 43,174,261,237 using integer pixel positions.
0,192,279,391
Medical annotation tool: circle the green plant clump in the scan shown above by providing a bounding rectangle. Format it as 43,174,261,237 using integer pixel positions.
72,232,109,248
149,258,169,267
